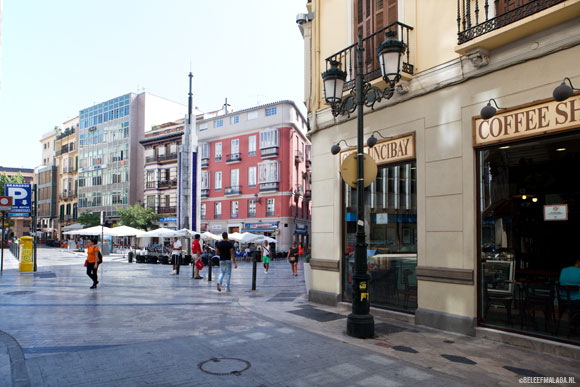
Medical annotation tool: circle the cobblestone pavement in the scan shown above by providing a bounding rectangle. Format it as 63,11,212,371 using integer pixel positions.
0,247,578,386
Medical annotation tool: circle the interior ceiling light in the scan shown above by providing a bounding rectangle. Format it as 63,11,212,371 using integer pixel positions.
556,148,566,152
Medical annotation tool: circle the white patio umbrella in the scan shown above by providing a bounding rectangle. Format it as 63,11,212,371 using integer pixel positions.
108,225,146,237
229,232,262,244
136,228,192,238
252,235,277,244
202,231,222,241
64,225,114,236
62,223,83,231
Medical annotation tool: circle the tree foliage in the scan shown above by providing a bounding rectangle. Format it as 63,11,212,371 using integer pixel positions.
118,204,159,231
77,212,101,227
0,172,24,196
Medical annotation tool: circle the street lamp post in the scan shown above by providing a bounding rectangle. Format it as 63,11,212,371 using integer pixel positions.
322,30,406,339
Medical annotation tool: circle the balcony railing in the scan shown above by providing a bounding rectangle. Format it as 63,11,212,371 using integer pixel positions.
158,179,177,189
145,152,178,164
295,184,304,196
157,206,176,214
214,214,222,219
260,147,279,158
306,159,312,169
295,150,304,163
201,157,209,168
324,21,414,92
146,181,156,189
266,211,275,217
226,153,242,163
305,188,311,199
457,0,564,44
62,167,76,174
225,185,242,196
59,191,77,200
201,189,209,198
259,182,279,192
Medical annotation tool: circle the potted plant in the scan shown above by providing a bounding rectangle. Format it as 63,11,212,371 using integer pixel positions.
303,249,312,296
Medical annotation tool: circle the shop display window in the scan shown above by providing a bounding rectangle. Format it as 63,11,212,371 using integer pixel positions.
479,132,580,344
343,161,417,312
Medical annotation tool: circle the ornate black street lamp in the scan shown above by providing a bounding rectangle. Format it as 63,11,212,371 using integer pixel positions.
322,29,406,339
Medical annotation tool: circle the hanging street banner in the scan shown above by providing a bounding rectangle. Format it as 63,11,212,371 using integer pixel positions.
5,184,32,213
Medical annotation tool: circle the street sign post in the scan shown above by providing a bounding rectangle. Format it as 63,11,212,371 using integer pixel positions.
0,196,13,273
5,184,32,213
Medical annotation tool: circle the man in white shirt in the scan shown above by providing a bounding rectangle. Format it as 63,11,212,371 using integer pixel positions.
171,238,182,275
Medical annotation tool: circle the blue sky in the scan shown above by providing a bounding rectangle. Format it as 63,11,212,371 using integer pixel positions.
0,0,307,168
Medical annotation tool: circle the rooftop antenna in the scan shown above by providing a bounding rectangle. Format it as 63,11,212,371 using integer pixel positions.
222,98,231,114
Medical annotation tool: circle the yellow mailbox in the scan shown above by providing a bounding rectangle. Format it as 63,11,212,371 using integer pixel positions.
19,236,34,272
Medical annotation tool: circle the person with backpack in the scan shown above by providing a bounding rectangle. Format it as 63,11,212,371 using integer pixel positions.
85,238,102,289
261,240,271,274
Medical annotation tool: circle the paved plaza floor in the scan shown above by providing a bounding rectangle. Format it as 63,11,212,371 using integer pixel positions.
0,247,578,386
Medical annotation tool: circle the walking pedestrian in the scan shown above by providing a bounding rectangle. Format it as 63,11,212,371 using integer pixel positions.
261,240,271,274
85,238,100,289
192,234,203,279
216,232,237,292
171,237,182,275
287,241,299,276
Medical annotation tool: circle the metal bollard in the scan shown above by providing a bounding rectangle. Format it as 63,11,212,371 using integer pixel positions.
208,257,212,282
251,251,258,291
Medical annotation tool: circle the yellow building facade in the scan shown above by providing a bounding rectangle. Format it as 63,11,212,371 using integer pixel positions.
303,0,580,354
55,117,79,239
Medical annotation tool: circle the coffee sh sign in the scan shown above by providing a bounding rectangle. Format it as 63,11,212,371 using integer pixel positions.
340,133,415,166
474,95,580,146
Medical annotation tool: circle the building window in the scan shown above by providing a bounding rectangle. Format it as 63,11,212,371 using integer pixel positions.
248,199,256,217
215,202,222,219
231,139,239,155
231,116,240,124
248,166,257,187
215,171,222,191
146,195,155,209
230,169,239,189
266,198,275,217
343,161,417,312
199,123,208,131
258,161,280,183
215,142,222,161
265,107,277,116
231,201,239,218
248,135,256,156
215,119,223,128
201,170,210,189
201,203,206,219
201,143,210,159
259,128,279,149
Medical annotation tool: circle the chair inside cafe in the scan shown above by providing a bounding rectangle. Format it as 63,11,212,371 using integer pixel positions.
479,132,580,343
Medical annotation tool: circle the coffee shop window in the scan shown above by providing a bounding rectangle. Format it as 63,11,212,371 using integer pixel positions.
479,132,580,344
343,161,418,312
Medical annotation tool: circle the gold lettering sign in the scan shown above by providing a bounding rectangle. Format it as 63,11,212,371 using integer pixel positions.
339,133,415,166
474,94,580,146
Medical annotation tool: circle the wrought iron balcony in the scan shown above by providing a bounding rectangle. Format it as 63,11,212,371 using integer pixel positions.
214,214,222,219
158,179,177,189
305,188,311,199
259,182,279,192
62,167,76,174
146,181,156,189
266,210,275,217
225,185,242,196
59,191,77,200
260,147,279,158
457,0,565,44
226,153,242,163
157,206,176,214
324,21,414,92
145,153,178,164
295,150,304,163
294,184,304,196
201,189,209,198
201,157,209,168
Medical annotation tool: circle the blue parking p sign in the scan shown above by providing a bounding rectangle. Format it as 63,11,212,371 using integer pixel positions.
5,184,32,213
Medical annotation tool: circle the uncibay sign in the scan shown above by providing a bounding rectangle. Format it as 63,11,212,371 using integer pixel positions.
474,94,580,147
339,133,415,166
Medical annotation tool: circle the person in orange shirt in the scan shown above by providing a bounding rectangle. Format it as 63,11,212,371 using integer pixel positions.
86,238,100,289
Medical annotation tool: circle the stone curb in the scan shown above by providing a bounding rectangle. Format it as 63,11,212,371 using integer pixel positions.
0,331,31,387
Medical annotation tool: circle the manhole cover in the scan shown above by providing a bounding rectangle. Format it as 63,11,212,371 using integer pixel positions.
198,358,251,376
5,291,35,296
